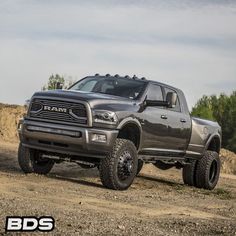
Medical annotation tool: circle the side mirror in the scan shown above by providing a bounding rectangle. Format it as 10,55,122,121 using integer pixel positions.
166,92,177,108
56,82,63,89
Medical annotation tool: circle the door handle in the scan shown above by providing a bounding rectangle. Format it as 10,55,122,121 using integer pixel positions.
180,118,186,123
161,115,167,120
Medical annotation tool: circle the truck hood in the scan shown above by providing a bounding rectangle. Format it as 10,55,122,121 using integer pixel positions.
32,90,137,111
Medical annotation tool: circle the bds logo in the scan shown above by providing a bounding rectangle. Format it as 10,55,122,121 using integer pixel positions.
5,216,55,232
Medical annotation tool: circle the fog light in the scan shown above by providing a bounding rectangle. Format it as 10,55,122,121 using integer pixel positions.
91,134,107,143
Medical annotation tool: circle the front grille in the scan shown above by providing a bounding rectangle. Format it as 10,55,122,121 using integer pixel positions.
29,98,88,125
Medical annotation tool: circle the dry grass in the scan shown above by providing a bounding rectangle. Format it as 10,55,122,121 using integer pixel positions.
220,149,236,175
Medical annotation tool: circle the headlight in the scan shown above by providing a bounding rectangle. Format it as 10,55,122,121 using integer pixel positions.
93,110,118,125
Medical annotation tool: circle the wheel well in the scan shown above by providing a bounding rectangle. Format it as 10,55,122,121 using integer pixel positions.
207,136,220,153
117,123,140,149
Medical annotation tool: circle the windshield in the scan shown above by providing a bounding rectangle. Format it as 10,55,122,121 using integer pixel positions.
69,76,147,100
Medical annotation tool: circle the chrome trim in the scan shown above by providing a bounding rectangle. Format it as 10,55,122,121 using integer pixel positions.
188,144,204,148
141,148,184,153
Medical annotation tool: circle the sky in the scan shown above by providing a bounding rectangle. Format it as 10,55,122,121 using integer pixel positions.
0,0,236,109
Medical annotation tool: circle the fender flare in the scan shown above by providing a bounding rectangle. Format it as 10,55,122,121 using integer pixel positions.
117,117,143,150
204,133,221,153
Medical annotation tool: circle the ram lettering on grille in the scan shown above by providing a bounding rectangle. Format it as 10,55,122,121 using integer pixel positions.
43,106,67,113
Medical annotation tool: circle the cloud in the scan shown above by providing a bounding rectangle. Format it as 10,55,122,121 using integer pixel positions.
0,0,236,108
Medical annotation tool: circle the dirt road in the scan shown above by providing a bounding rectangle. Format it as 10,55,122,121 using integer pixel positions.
0,141,235,235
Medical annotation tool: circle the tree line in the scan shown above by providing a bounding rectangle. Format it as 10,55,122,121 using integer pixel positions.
42,74,75,90
191,91,236,153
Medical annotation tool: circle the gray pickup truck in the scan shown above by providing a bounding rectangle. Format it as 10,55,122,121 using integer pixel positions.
18,74,221,190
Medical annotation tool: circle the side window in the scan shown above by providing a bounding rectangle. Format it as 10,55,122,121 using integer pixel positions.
147,84,163,101
164,87,181,112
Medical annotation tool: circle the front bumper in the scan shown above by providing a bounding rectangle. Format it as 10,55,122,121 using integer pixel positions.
18,119,118,158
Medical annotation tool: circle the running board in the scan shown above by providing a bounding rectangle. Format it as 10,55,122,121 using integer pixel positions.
139,155,189,163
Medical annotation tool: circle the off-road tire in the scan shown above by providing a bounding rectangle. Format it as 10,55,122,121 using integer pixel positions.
99,139,138,190
18,143,34,173
136,160,144,176
18,143,54,175
182,160,198,186
195,151,220,190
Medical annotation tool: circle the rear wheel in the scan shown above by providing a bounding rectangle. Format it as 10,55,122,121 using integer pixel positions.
99,139,138,190
18,143,54,175
195,151,220,190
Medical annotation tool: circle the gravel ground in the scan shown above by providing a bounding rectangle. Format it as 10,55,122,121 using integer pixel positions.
0,141,235,236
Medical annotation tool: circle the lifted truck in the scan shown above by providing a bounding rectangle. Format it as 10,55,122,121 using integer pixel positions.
18,74,222,190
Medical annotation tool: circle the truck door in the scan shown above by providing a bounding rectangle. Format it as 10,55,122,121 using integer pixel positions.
140,83,169,153
163,87,191,153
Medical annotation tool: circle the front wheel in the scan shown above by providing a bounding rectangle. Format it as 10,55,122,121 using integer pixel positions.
99,139,138,190
18,143,54,175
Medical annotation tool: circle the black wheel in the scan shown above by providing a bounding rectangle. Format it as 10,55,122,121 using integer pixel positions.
195,151,220,190
18,143,54,175
136,160,144,175
182,160,198,186
99,139,138,190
